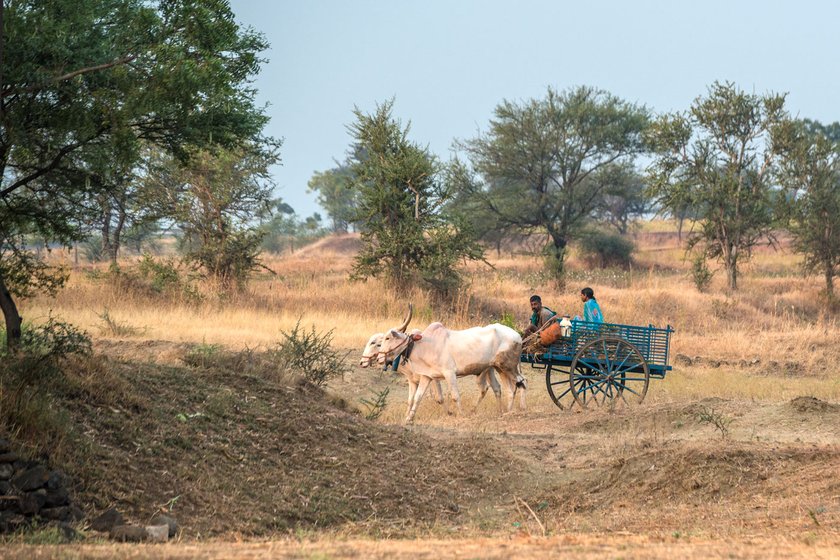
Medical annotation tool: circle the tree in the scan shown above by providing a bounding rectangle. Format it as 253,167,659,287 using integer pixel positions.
592,162,652,234
0,0,271,349
149,145,280,289
458,86,649,281
348,100,483,294
646,81,788,290
307,166,358,233
773,119,840,301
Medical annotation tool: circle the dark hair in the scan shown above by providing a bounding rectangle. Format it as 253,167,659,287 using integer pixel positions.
581,287,595,300
529,294,542,303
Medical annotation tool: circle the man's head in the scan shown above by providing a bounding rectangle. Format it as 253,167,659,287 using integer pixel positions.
580,287,595,302
529,294,542,313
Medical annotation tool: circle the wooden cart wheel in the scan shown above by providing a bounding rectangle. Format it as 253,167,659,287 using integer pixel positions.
545,363,574,409
569,336,650,408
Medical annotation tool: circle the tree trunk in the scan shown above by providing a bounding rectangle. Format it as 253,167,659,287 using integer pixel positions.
0,273,22,352
826,264,835,301
546,231,567,287
110,204,127,265
101,203,113,260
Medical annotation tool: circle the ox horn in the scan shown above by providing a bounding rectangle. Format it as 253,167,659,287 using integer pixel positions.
397,303,413,333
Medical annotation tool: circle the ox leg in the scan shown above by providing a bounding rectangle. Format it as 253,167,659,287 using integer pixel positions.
516,365,527,411
473,369,502,414
444,371,463,416
405,376,432,424
499,371,517,414
405,378,418,417
472,370,490,414
430,379,450,415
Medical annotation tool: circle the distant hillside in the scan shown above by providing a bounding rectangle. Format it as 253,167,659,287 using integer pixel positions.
293,233,362,257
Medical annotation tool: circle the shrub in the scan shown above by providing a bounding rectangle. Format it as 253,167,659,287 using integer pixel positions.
276,321,349,387
498,311,517,330
690,254,714,292
360,385,391,420
578,231,635,269
105,254,203,303
16,317,92,360
0,318,91,457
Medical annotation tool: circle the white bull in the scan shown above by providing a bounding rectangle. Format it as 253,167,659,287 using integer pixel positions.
360,331,503,418
377,321,527,424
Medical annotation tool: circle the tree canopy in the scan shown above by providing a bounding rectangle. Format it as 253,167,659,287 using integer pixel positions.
347,99,483,295
457,85,649,281
646,81,788,290
0,0,274,349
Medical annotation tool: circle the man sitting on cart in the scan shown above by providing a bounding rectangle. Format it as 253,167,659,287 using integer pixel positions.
523,294,557,337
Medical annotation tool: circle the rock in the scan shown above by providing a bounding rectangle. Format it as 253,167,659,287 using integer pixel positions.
0,495,20,512
40,506,72,521
0,452,18,464
11,465,50,492
18,493,43,516
150,513,179,538
145,524,169,543
53,521,81,542
43,487,69,508
90,507,124,532
111,524,147,542
0,511,27,532
0,439,10,454
674,354,693,367
46,470,65,490
0,464,13,481
68,505,85,522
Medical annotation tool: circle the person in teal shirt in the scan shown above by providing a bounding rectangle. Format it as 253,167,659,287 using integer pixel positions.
579,287,604,323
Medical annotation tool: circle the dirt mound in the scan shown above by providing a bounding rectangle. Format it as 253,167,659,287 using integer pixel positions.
550,443,840,511
789,396,840,413
294,233,362,257
54,347,524,537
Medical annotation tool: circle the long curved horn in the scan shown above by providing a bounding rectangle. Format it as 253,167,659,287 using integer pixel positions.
397,303,413,333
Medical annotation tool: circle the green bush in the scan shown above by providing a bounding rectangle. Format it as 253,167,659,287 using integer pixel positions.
498,311,517,330
276,321,349,388
690,254,714,292
578,231,635,269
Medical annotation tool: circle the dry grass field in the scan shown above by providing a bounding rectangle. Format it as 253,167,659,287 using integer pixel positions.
4,222,840,558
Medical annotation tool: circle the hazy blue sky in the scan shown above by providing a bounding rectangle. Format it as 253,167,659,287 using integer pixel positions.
228,0,840,217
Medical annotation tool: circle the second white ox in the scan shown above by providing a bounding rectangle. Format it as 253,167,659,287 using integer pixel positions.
376,321,527,423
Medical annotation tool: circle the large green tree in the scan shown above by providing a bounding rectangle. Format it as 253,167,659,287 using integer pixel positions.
0,0,271,349
458,86,649,281
348,100,483,294
646,81,788,290
773,119,840,301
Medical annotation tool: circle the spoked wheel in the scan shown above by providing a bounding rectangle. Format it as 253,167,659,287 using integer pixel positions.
545,364,575,409
569,336,649,408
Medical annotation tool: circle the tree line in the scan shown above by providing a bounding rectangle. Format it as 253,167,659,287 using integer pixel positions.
316,86,840,303
2,2,839,351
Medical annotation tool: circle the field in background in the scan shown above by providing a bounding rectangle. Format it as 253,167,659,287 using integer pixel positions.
22,222,840,403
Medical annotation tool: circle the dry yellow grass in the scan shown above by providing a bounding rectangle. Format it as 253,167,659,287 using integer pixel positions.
18,223,840,404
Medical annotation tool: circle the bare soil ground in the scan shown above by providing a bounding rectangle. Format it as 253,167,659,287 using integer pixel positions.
5,339,838,558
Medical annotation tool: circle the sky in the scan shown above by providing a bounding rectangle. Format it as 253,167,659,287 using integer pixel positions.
228,0,840,218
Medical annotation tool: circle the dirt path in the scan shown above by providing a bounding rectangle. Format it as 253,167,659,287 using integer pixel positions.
5,534,840,559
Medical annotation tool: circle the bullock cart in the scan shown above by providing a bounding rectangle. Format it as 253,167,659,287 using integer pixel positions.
521,320,674,409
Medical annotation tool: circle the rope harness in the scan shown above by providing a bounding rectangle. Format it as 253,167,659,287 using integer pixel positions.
378,334,416,371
